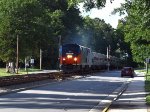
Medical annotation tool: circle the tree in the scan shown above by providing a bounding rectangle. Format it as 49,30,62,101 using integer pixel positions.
0,0,121,69
69,0,114,11
79,17,119,56
0,0,83,69
112,0,150,63
36,0,83,69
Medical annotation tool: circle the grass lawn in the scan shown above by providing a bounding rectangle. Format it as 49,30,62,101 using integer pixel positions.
145,69,150,105
0,68,42,77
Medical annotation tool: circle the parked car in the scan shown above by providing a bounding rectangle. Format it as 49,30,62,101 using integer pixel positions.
121,67,135,78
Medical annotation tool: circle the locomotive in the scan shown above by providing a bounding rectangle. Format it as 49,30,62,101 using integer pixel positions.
59,43,120,72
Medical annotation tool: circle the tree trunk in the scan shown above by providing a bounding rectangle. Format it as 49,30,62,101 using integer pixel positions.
6,63,10,73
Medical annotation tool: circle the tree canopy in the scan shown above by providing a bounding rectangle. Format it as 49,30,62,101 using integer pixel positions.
0,0,143,69
72,16,124,58
72,0,114,11
0,0,82,65
113,0,150,63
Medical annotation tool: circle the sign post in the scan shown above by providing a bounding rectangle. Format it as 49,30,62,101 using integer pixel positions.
30,59,34,69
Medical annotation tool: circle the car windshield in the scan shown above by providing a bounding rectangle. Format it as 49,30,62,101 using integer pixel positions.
123,67,133,71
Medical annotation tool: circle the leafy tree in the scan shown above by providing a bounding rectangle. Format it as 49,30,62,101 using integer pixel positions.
0,0,126,70
0,0,83,69
80,17,119,56
113,0,150,63
115,20,136,66
36,0,83,69
69,0,114,11
0,0,45,63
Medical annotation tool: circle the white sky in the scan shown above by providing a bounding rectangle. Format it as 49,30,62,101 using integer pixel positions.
79,0,126,28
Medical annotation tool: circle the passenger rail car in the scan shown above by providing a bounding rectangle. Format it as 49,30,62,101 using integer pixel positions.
59,44,120,72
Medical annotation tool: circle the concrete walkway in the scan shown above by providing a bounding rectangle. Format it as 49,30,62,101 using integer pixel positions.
108,72,149,112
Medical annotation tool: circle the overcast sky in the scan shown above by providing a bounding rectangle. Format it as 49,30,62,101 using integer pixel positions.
79,0,126,28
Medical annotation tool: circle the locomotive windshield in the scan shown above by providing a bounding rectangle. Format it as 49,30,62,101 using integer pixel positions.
62,44,80,56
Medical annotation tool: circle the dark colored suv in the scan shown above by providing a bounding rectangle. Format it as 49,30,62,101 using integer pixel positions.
121,67,134,78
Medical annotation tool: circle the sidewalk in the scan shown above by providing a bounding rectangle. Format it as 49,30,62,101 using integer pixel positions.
108,72,149,112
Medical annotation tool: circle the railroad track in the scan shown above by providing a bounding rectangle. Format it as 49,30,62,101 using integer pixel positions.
0,70,101,87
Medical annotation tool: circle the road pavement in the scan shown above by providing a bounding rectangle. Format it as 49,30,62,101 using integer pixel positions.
0,71,129,112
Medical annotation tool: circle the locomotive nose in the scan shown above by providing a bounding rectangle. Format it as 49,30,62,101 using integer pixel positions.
67,54,73,59
62,53,78,65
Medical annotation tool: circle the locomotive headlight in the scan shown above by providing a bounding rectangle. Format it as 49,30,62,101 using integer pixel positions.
67,54,72,59
74,57,77,61
63,58,66,61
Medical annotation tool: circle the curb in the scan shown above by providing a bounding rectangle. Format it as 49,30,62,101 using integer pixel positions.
89,78,132,112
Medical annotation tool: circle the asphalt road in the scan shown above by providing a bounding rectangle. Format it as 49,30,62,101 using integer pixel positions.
0,71,129,112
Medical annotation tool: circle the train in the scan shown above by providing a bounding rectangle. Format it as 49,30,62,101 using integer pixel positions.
59,43,121,72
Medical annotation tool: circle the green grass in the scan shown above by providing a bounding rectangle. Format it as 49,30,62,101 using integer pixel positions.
146,95,150,105
137,69,146,72
0,68,13,77
0,68,42,77
145,69,150,105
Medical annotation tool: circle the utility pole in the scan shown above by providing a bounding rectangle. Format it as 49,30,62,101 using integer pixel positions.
40,49,42,70
16,35,19,74
58,35,61,70
107,45,110,71
25,58,27,71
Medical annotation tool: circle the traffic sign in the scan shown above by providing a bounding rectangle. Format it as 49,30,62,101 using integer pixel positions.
146,58,150,63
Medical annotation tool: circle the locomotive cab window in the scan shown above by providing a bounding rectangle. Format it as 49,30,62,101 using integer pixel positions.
62,44,80,56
